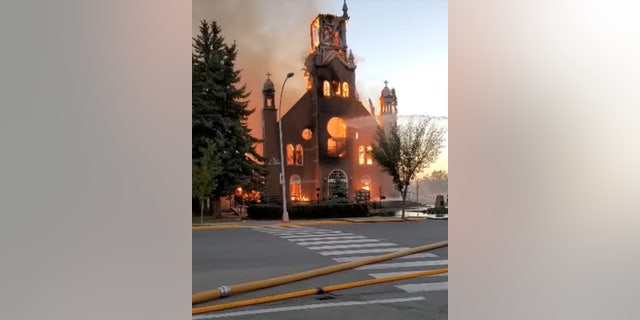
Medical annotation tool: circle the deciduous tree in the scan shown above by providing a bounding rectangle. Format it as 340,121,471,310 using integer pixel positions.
371,117,446,218
193,140,222,221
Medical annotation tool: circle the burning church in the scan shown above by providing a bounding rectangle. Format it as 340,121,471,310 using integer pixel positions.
261,1,399,204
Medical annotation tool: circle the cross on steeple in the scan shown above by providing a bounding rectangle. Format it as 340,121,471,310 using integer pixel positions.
384,80,389,86
266,72,272,79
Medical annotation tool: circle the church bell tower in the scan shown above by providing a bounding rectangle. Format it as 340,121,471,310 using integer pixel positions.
262,73,280,200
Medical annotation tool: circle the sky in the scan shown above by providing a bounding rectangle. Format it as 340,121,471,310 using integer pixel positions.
193,0,448,173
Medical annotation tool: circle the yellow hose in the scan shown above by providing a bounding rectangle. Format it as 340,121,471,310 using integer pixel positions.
192,240,447,305
193,267,448,315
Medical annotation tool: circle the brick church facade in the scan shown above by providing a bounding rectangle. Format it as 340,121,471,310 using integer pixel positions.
261,1,398,204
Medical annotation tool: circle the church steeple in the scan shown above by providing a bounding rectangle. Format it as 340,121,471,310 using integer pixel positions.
379,80,398,130
305,2,357,100
380,80,398,115
342,0,349,18
308,3,350,54
263,72,275,110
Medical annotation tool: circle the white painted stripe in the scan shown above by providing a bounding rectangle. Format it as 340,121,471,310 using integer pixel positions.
295,239,380,246
259,228,321,234
278,233,348,239
259,227,318,233
260,227,315,231
280,232,351,239
278,230,341,235
288,236,366,242
191,296,426,319
319,247,411,256
259,226,308,230
267,231,327,236
332,252,439,262
355,260,449,270
307,243,398,250
369,271,448,279
266,227,321,231
396,281,448,293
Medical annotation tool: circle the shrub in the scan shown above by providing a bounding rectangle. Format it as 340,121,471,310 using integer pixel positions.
369,209,396,217
426,207,448,216
321,197,352,205
247,203,369,220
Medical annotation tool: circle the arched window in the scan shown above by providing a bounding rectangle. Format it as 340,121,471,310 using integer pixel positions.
332,81,341,96
342,82,349,97
295,144,303,165
290,175,301,201
323,81,331,96
327,138,338,157
326,117,347,158
366,146,373,165
327,169,348,198
286,144,294,165
358,146,365,165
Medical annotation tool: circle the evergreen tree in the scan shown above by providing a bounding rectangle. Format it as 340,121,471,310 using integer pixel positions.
192,20,266,216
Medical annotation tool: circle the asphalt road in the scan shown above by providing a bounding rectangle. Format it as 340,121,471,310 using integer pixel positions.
192,220,448,320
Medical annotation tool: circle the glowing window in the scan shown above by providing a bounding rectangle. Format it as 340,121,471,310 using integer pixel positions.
327,138,346,158
358,146,365,165
301,128,313,140
286,144,294,165
361,175,371,190
327,138,337,156
326,117,347,139
323,81,331,96
290,175,301,201
295,144,303,165
332,81,341,96
266,98,272,107
366,146,373,165
326,117,347,158
310,18,320,50
342,82,349,97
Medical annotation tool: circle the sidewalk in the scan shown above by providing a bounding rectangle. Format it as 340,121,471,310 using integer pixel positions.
191,215,436,230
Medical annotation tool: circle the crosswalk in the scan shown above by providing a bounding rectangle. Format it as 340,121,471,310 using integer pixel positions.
254,225,448,294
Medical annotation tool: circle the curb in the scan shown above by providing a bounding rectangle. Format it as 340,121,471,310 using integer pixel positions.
341,217,426,223
192,217,429,230
192,225,250,230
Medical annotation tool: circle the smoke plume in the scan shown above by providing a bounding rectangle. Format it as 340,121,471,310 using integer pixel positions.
193,0,327,155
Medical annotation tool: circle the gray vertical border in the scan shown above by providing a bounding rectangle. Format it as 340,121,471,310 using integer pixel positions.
0,0,191,319
450,0,640,319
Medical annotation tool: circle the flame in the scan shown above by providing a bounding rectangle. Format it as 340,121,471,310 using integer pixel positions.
310,17,320,53
303,68,312,91
291,195,312,202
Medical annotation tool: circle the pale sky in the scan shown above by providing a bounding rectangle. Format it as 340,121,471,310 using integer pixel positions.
193,0,448,173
